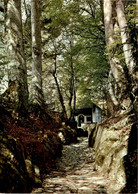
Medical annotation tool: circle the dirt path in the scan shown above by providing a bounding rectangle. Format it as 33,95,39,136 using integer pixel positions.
32,137,107,194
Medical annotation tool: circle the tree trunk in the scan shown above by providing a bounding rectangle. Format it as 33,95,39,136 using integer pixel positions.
72,84,76,119
108,71,119,106
5,0,28,117
103,0,131,112
68,56,74,120
31,0,44,105
52,72,67,121
116,0,137,110
52,55,67,121
116,0,136,77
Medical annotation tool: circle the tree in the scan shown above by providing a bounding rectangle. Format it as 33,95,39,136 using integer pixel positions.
67,0,109,107
61,35,77,121
103,0,137,114
5,0,28,116
67,43,75,121
30,0,44,105
41,0,109,114
52,54,68,121
116,0,137,108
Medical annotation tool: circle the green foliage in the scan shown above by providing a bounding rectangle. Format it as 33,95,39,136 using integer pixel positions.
1,0,136,113
42,0,70,39
125,2,137,61
41,0,109,109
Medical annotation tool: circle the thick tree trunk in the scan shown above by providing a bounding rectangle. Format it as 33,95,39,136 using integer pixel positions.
5,0,28,116
31,0,44,105
103,0,131,113
116,0,137,111
116,0,136,76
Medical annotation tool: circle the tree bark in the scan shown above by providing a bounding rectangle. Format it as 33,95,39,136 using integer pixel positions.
116,0,136,76
68,55,74,120
52,55,67,121
5,0,28,116
116,0,137,110
52,72,67,121
103,0,132,112
108,71,119,107
72,83,76,119
31,0,44,105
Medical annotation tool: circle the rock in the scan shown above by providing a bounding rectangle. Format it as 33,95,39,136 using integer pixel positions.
0,134,31,193
25,159,42,186
121,123,137,193
89,113,136,193
58,131,66,144
58,125,77,145
88,124,97,147
0,128,64,192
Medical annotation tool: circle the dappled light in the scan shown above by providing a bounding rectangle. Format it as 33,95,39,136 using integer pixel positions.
0,0,137,193
32,137,107,193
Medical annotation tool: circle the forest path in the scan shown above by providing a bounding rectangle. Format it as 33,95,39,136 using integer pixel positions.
32,137,107,194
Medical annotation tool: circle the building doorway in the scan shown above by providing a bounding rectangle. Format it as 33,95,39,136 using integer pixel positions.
78,114,84,127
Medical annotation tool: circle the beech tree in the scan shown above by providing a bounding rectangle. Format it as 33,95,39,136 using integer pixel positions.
5,0,28,116
67,46,75,121
116,0,137,105
67,0,109,107
52,54,68,121
103,0,137,114
60,35,77,121
0,0,137,117
41,0,109,113
31,0,44,105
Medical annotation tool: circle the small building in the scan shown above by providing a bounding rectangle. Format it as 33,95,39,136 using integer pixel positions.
74,104,102,128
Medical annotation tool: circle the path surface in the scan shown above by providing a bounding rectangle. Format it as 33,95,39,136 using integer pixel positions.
32,137,107,194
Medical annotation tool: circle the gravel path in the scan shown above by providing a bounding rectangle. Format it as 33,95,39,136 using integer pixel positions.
32,137,107,194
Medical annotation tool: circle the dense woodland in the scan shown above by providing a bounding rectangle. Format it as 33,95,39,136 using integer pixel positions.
0,0,137,118
0,0,137,193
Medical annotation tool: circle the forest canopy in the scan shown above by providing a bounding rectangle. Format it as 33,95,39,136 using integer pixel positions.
0,0,137,119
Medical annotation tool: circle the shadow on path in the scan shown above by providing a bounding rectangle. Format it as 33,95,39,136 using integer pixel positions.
32,137,107,194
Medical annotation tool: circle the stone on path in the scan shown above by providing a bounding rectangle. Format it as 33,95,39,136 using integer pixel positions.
32,137,107,194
